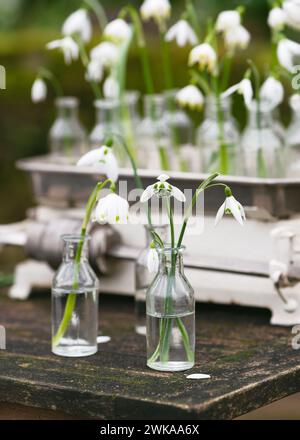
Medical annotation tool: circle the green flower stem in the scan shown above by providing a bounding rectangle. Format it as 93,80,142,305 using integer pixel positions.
185,0,201,39
221,55,233,92
84,0,108,30
52,179,112,347
160,32,173,91
38,67,63,97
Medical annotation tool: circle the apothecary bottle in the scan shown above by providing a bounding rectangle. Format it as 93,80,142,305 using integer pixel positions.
52,234,99,357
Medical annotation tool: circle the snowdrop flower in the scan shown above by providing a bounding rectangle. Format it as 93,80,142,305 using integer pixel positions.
283,0,300,31
94,193,129,224
260,77,284,108
165,20,198,47
215,188,245,226
85,59,104,83
277,38,300,73
223,25,250,52
189,43,217,74
216,10,241,33
147,244,159,273
290,94,300,111
268,7,287,30
31,78,47,103
140,0,171,27
103,76,120,99
141,174,186,202
77,145,119,181
90,42,119,69
46,37,79,65
104,19,132,44
222,78,253,108
176,85,204,111
62,8,92,43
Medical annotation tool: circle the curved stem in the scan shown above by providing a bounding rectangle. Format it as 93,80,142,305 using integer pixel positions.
38,68,63,97
84,0,108,30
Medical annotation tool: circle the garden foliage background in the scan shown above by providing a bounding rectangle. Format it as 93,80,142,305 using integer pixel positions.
0,0,294,223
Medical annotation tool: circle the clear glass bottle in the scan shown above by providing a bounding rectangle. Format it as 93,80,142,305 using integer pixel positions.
241,101,285,178
137,94,172,171
52,234,99,357
90,98,126,165
135,224,168,336
146,246,195,372
286,95,300,177
197,95,240,175
163,89,196,172
49,97,87,159
120,91,141,163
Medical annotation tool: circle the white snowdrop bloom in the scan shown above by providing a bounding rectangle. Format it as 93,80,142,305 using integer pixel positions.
284,299,298,313
90,42,119,69
141,174,186,203
189,43,217,74
283,0,300,31
31,78,47,103
223,25,250,51
277,38,300,73
62,8,92,43
103,76,120,99
104,19,132,44
215,192,246,226
165,20,198,47
85,59,104,83
77,145,119,181
147,247,159,273
140,0,171,26
46,37,79,65
94,193,129,224
290,94,300,111
216,10,241,33
268,7,287,30
222,78,253,108
260,77,284,109
176,85,204,110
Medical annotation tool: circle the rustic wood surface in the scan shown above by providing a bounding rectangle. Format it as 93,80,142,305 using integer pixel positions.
0,290,299,420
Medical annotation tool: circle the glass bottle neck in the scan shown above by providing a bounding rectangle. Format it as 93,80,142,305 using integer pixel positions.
158,248,184,274
94,99,120,125
62,236,89,263
205,95,232,121
247,103,274,128
55,97,79,120
144,224,168,247
144,94,165,119
122,91,140,121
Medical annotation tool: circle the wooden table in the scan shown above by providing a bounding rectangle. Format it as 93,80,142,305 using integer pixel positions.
0,291,299,420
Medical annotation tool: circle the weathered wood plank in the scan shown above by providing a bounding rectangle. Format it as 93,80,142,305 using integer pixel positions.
0,291,299,419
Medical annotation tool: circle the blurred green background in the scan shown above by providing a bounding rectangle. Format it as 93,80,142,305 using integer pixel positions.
0,0,290,223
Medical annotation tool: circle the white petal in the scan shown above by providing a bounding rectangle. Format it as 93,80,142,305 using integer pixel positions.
260,77,284,108
158,174,170,182
31,78,47,103
227,196,244,226
62,9,92,43
171,185,186,202
141,185,155,202
214,201,226,226
186,373,211,379
77,148,103,167
147,248,159,273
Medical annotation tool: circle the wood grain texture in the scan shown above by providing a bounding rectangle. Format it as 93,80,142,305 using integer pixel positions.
0,291,299,420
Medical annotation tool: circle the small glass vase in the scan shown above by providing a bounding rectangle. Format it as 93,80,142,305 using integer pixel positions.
197,94,240,175
52,234,99,357
49,97,87,159
137,94,172,171
163,89,196,172
135,224,168,336
146,246,195,372
241,101,285,178
286,95,300,177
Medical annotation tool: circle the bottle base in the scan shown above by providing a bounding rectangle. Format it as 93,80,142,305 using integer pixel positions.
147,361,194,372
52,343,97,358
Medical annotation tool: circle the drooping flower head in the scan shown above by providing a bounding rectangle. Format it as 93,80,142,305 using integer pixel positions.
215,187,246,226
140,0,171,28
165,20,198,47
223,25,250,52
77,145,119,181
147,242,159,273
277,38,300,73
90,42,119,70
216,10,241,33
94,193,129,224
222,78,253,108
62,8,92,43
31,78,47,103
282,0,300,31
103,76,120,99
260,76,284,109
268,7,287,31
189,43,217,74
176,85,204,111
140,174,186,203
104,19,132,44
85,59,104,83
46,37,79,65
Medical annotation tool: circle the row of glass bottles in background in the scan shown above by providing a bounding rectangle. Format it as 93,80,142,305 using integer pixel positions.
49,92,300,178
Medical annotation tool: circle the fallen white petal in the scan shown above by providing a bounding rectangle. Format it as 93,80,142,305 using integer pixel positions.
97,336,111,344
186,373,211,380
